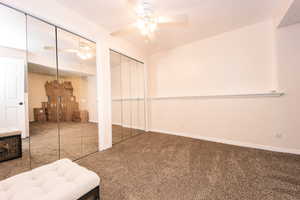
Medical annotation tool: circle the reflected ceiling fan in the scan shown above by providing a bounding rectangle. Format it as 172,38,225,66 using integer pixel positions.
44,40,95,60
110,0,188,40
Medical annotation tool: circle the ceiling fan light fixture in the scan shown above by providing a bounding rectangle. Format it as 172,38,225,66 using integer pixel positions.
137,18,146,30
149,22,157,32
110,0,188,41
76,40,94,60
136,17,157,37
77,51,93,60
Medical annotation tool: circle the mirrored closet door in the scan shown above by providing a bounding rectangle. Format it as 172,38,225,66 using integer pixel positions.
0,2,99,173
132,60,146,136
57,29,98,160
0,4,30,179
27,16,60,168
27,24,98,167
110,51,123,143
110,50,146,144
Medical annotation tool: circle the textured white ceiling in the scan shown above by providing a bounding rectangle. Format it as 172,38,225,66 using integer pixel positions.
56,0,281,54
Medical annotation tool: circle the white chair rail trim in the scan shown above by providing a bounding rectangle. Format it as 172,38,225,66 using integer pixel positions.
149,92,284,100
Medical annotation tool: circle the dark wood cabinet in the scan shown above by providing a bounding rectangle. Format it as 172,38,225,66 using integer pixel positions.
0,130,22,162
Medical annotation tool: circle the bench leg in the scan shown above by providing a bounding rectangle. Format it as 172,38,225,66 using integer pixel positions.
95,186,100,200
77,186,100,200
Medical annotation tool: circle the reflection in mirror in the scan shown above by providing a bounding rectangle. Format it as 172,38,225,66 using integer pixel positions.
121,56,133,140
0,3,99,178
57,29,98,160
131,60,138,137
110,51,123,144
110,50,146,145
0,4,30,180
137,62,146,135
27,16,59,168
128,59,146,137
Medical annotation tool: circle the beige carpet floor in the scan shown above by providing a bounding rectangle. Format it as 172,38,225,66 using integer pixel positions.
77,132,300,200
112,124,145,144
1,131,300,200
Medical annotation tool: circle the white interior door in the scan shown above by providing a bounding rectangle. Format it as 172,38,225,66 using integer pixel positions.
0,57,26,138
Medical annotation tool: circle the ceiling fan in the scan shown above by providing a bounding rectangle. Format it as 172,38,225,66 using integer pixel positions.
44,40,95,60
110,0,188,40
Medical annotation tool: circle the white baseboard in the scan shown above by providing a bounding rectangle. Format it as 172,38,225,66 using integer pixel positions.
30,120,98,123
112,123,145,131
112,122,122,126
150,129,300,155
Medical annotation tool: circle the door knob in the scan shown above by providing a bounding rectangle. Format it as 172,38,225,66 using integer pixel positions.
19,102,23,105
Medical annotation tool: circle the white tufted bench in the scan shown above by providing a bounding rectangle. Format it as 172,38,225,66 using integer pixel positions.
0,159,100,200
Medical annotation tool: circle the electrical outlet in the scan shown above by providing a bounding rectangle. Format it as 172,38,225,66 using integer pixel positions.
275,133,283,139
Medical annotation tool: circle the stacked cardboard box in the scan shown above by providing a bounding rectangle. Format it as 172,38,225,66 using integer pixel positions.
33,80,88,122
33,108,46,122
72,110,89,123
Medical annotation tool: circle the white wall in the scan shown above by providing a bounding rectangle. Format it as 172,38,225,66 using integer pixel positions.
86,76,98,123
149,21,276,97
275,22,300,152
148,20,300,154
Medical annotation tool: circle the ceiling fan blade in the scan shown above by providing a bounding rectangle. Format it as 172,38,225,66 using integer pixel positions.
110,23,137,36
157,14,188,24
